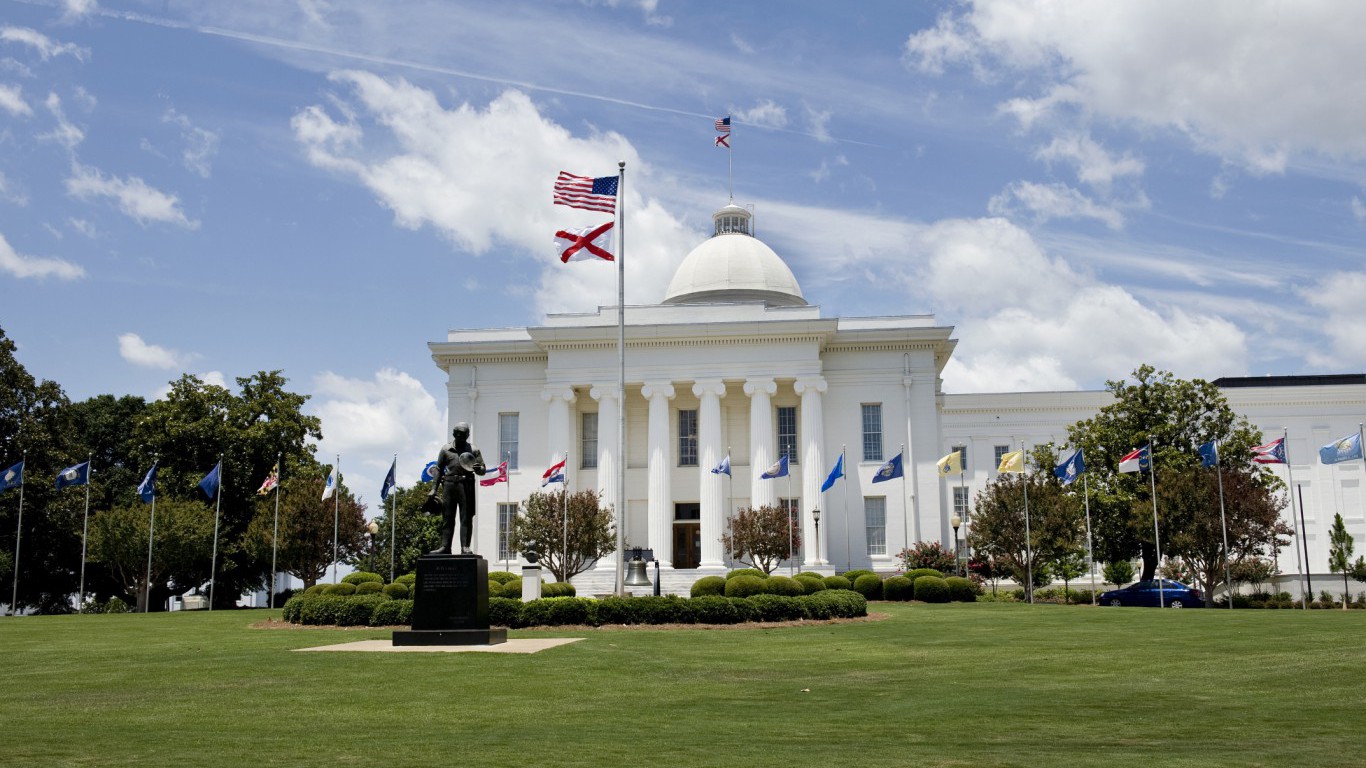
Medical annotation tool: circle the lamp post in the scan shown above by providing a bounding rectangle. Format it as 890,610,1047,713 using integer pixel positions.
812,509,821,565
951,514,962,576
367,521,379,574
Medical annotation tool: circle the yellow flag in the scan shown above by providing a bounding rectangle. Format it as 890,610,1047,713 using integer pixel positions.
936,451,962,477
998,450,1025,473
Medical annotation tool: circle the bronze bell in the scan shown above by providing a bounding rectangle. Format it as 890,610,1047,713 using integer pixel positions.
624,557,652,587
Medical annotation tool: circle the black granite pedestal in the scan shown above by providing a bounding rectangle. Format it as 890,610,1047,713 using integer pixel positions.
392,553,507,646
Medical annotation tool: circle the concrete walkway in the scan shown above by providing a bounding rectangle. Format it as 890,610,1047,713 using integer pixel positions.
293,638,583,654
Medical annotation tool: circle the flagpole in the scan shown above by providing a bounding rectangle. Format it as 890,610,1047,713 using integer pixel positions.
331,454,340,584
1298,484,1313,604
898,443,908,555
270,453,281,609
1083,465,1096,605
209,456,222,611
144,459,157,614
78,453,92,611
787,470,795,576
1020,442,1032,604
1213,441,1231,609
841,457,851,572
504,451,511,573
10,453,24,616
389,453,397,583
615,160,627,597
1283,428,1306,608
563,450,569,584
725,447,733,568
1149,440,1164,608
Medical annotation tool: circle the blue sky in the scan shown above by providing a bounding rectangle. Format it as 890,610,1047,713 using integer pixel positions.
3,0,1365,503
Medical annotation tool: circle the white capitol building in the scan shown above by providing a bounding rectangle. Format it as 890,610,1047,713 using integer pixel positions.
429,202,1366,594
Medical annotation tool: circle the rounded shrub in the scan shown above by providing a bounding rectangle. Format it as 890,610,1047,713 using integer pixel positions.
801,589,869,619
691,575,727,597
914,575,950,603
633,595,692,624
763,575,804,597
882,575,914,601
747,594,806,622
489,597,524,628
543,597,595,626
382,582,410,599
487,579,501,596
724,574,768,598
796,571,826,581
303,584,329,596
498,577,523,598
325,582,357,596
298,595,346,625
842,569,875,583
593,596,635,625
370,599,413,626
945,576,976,602
727,568,767,581
488,570,519,585
822,575,852,591
342,571,383,585
396,573,417,587
355,581,383,595
905,568,945,583
688,595,744,624
794,575,827,595
852,573,884,600
281,595,305,623
336,594,386,625
543,581,576,598
104,597,130,614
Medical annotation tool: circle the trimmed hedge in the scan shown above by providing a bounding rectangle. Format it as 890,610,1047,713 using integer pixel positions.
842,569,875,583
691,575,727,597
488,570,519,585
822,575,852,591
303,584,329,596
543,581,576,598
852,574,883,600
944,576,976,603
281,595,305,623
747,594,806,622
764,575,804,597
325,582,357,596
355,581,383,595
914,575,950,603
370,599,413,626
382,582,410,599
489,596,523,628
726,568,767,581
342,571,383,585
522,597,595,626
396,573,417,587
803,589,868,619
498,577,523,598
688,595,745,624
724,574,768,598
794,575,827,595
882,575,914,601
905,568,945,583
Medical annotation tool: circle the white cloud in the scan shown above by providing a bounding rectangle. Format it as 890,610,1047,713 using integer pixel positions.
0,171,27,206
734,99,787,129
41,93,83,149
117,332,191,369
0,26,89,61
987,181,1126,230
805,104,833,143
0,83,31,116
292,73,695,312
71,85,95,111
0,230,83,279
906,1,1366,170
68,217,96,237
1301,271,1366,367
1035,133,1144,191
309,368,445,506
163,108,221,177
60,0,98,23
65,162,199,228
730,32,754,55
1352,196,1366,222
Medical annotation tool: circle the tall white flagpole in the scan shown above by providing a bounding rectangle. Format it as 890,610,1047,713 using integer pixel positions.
10,453,25,616
1149,440,1164,608
563,450,570,584
787,470,795,576
77,454,92,611
209,456,222,611
1213,440,1232,609
1083,465,1096,604
1020,442,1033,604
1283,428,1306,608
504,450,512,572
725,447,733,568
144,460,157,614
898,443,908,555
331,454,340,584
615,161,627,596
389,453,397,583
270,453,281,609
841,456,851,572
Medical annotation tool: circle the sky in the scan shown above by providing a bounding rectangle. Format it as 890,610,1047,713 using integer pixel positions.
3,0,1365,508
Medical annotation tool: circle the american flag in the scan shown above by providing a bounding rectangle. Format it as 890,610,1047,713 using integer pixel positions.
553,172,618,214
715,116,730,132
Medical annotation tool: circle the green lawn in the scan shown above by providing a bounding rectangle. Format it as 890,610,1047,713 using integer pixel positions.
2,603,1363,767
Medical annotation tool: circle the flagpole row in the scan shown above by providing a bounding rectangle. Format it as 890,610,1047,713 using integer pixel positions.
1283,428,1306,608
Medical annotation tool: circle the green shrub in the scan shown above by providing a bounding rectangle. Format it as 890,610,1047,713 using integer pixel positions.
337,594,386,625
303,584,329,596
103,597,130,614
543,581,576,598
489,597,523,628
796,571,826,581
325,582,357,596
726,568,767,581
842,569,875,583
397,573,417,587
882,575,914,601
1068,589,1094,605
801,589,868,619
822,575,852,591
298,595,345,625
724,574,768,598
633,595,693,624
342,571,383,585
543,597,595,626
498,577,523,598
747,594,806,622
688,595,745,624
794,575,827,594
852,574,883,600
382,582,409,599
281,595,306,623
914,576,950,603
487,579,501,596
488,570,519,585
370,599,412,626
691,575,727,597
593,596,634,625
944,576,975,602
355,581,383,595
763,575,804,596
905,568,945,583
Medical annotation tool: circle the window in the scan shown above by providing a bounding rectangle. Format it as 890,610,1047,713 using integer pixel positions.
777,406,799,464
497,503,517,562
580,412,598,469
865,497,887,556
678,409,698,466
861,404,884,462
498,413,519,470
952,445,967,472
953,486,970,522
994,445,1011,470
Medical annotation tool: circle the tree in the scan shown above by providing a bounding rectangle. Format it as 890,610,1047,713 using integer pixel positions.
508,489,615,582
966,446,1081,595
1229,556,1278,597
1053,551,1088,597
721,504,801,575
1328,513,1355,607
1103,559,1135,587
365,483,442,580
1066,365,1276,581
897,541,957,573
244,474,366,588
87,499,214,611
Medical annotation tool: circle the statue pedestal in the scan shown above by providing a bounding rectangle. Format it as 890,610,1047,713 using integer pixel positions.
393,553,506,646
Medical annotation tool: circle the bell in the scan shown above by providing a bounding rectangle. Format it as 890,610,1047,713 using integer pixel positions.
624,557,652,587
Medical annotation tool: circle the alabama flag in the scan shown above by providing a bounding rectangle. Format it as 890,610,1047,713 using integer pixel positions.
1118,446,1149,473
555,222,614,263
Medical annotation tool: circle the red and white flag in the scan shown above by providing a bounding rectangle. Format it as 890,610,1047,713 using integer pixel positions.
541,456,567,487
555,222,615,262
479,460,508,487
1117,446,1149,473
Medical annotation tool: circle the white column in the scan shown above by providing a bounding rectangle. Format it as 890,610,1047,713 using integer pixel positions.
694,379,727,569
795,376,827,567
641,381,675,568
591,384,620,572
744,377,777,510
542,385,576,484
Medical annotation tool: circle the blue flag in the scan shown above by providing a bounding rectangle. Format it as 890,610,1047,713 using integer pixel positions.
198,461,221,500
138,462,157,504
381,459,397,502
55,461,90,490
710,453,731,476
760,454,789,479
0,460,22,494
820,453,843,492
871,453,903,484
1054,448,1086,486
1198,441,1218,469
1320,433,1364,465
420,461,438,484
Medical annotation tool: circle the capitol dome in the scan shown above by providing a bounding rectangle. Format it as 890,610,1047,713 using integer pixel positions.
662,204,806,307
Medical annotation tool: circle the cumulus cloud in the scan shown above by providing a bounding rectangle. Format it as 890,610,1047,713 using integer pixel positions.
0,26,89,61
117,332,191,369
1035,133,1144,192
734,99,787,129
60,0,98,23
987,181,1126,230
0,83,30,116
1301,271,1366,367
0,230,83,279
292,73,696,312
163,108,221,177
65,162,199,228
905,1,1366,170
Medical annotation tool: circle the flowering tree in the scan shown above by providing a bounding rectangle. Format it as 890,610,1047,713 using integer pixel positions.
896,540,956,573
722,505,801,574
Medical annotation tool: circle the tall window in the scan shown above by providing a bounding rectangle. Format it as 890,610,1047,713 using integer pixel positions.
499,412,519,470
953,486,970,521
953,445,967,472
865,497,887,556
861,404,884,462
580,412,598,469
993,444,1010,470
777,406,799,464
678,409,698,466
498,502,517,562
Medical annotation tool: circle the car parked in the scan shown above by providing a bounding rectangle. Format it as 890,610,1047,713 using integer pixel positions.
1099,579,1204,608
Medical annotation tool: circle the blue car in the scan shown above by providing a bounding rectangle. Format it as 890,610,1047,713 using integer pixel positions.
1099,579,1204,608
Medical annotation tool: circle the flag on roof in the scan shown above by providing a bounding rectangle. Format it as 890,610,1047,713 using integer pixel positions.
710,453,731,477
760,454,789,479
555,222,615,262
997,450,1025,474
1320,433,1363,465
1118,446,1149,474
872,453,903,484
542,456,567,487
1054,449,1085,486
138,462,158,504
479,460,509,487
56,460,90,490
0,460,23,494
820,452,843,492
552,171,618,214
936,450,962,477
1250,437,1286,464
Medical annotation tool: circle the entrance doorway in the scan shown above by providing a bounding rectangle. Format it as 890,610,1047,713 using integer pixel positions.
673,503,701,569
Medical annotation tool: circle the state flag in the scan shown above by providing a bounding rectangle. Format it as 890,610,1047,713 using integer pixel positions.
322,466,337,501
0,460,22,495
479,460,509,487
198,462,221,500
542,456,567,487
138,462,157,504
380,459,397,502
55,461,90,490
872,453,903,484
257,466,279,496
1118,446,1149,474
555,222,615,262
420,461,438,484
1198,441,1218,469
1320,433,1364,465
710,453,731,477
1054,449,1085,486
820,453,843,492
760,454,789,479
936,450,962,477
997,450,1025,474
1251,438,1286,464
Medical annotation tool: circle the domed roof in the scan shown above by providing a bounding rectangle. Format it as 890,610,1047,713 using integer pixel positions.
663,204,806,307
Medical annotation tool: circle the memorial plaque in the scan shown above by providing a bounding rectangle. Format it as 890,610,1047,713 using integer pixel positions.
393,553,506,646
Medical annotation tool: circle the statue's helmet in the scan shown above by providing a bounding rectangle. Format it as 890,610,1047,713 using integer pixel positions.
453,422,471,440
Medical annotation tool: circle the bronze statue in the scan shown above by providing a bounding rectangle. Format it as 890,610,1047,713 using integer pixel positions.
427,422,486,555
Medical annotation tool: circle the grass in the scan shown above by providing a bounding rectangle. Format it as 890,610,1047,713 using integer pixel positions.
2,603,1364,767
